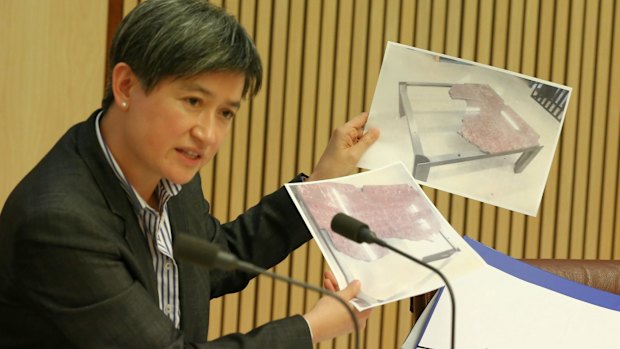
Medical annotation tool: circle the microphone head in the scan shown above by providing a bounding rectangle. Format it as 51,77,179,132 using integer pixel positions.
173,233,219,268
330,213,369,243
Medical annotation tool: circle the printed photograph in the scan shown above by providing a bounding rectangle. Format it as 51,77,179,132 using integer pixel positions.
286,163,485,310
358,43,572,216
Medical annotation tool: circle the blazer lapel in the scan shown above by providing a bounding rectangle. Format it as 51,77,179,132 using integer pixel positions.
75,110,159,302
168,189,210,338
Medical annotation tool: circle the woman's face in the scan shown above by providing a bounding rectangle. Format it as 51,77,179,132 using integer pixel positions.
108,69,245,190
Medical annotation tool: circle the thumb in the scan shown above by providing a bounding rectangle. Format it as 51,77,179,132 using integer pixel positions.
338,280,362,301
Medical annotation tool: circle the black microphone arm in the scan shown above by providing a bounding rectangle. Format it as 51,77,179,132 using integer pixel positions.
172,233,360,349
331,213,456,349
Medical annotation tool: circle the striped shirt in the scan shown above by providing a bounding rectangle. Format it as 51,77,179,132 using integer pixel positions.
95,112,182,328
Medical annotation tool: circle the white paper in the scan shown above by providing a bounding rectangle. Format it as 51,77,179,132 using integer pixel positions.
285,162,485,310
413,262,620,349
359,42,571,216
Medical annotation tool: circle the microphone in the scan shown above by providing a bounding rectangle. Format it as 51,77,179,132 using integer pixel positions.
330,212,378,244
172,233,360,349
330,213,456,349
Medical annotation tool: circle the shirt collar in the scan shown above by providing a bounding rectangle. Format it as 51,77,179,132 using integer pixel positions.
94,111,182,213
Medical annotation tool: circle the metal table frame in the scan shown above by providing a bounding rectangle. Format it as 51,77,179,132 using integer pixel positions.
398,82,543,182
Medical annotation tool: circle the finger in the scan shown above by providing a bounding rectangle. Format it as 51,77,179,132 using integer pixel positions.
346,127,363,145
337,280,362,301
359,308,372,318
324,278,336,292
345,112,369,128
323,270,340,291
357,308,373,329
350,127,380,155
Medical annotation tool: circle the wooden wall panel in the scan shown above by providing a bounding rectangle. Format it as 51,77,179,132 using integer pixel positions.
539,0,566,258
286,0,312,331
571,0,597,259
5,0,618,348
585,0,613,259
607,0,620,260
234,0,260,335
201,1,618,347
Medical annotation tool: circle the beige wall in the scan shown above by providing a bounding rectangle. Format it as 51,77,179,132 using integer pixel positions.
2,1,619,348
0,0,108,205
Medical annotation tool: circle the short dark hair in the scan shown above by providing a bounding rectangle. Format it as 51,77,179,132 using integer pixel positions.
101,0,262,111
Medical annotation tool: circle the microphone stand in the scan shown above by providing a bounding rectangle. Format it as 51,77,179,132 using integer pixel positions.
372,238,456,349
330,212,455,349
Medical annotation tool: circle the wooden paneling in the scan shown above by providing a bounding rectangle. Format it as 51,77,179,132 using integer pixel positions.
4,0,618,348
198,0,620,347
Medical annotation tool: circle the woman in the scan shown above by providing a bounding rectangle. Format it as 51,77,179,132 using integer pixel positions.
0,0,379,348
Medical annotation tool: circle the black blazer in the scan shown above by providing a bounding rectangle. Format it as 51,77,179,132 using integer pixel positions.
0,110,313,348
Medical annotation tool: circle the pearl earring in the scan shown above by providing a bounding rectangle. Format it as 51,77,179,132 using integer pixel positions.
121,102,127,109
